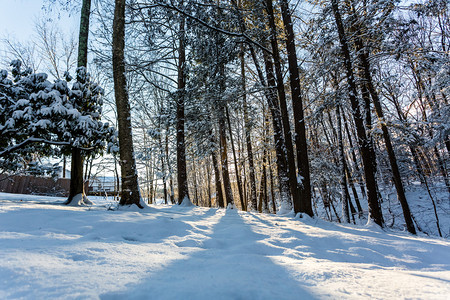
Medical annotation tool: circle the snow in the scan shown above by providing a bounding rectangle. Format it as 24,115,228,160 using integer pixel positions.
32,119,51,129
179,196,194,207
0,192,449,299
66,193,94,206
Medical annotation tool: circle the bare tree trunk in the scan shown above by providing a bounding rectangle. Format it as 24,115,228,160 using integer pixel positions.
192,163,199,206
262,50,293,210
268,152,277,214
345,163,363,216
149,155,154,204
159,119,168,205
206,158,212,207
265,0,301,212
148,160,152,204
277,0,313,216
77,0,90,68
169,177,175,204
354,33,416,233
66,0,91,205
331,0,383,227
337,103,351,223
261,111,270,213
112,0,142,208
343,112,367,199
212,149,224,208
226,106,245,210
165,122,175,204
237,2,291,210
63,156,66,178
240,48,256,211
143,125,151,204
176,2,190,205
219,108,234,207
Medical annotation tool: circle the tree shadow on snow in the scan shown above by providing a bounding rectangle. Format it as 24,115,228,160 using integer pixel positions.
244,213,450,272
100,208,316,300
0,204,219,252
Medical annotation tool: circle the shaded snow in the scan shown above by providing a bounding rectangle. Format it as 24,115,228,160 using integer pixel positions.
179,196,194,207
66,193,93,206
0,192,449,299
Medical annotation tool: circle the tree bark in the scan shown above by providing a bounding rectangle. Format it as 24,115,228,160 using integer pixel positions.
337,103,351,223
240,49,256,211
112,0,142,208
268,151,277,213
242,3,292,210
331,0,383,227
277,0,313,216
212,149,225,208
66,0,91,205
226,106,245,210
265,0,301,213
353,32,416,234
206,158,212,207
219,106,234,207
262,50,293,210
176,6,190,204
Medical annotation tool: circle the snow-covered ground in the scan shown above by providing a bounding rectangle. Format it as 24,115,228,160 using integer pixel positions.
313,182,450,238
0,192,449,299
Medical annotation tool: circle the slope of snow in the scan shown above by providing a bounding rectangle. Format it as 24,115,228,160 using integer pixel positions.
0,192,449,299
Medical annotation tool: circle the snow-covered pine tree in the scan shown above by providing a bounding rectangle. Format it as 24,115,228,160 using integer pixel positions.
0,61,116,199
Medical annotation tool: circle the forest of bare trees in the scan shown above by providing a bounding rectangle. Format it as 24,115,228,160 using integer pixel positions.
1,0,449,236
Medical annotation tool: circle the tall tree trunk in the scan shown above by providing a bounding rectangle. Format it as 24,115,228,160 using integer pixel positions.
345,162,363,216
331,0,383,227
192,163,199,205
259,162,268,213
353,32,416,234
66,0,91,205
212,149,225,208
240,48,257,211
206,158,212,207
219,107,234,207
149,154,154,204
143,125,151,203
262,50,293,210
159,118,168,205
226,106,245,210
112,0,142,208
277,0,313,216
146,157,152,204
261,110,270,213
337,103,351,223
241,3,292,210
165,122,175,204
169,177,175,204
176,6,190,205
77,0,90,68
265,0,301,213
343,112,367,199
268,151,277,214
63,156,66,178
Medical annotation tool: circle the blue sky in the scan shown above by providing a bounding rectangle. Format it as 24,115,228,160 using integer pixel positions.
0,0,79,46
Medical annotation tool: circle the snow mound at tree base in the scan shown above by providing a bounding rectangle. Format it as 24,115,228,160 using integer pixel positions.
179,197,194,207
65,193,94,206
227,203,237,210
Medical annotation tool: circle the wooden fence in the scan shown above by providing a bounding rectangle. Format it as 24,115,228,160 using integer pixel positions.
0,175,71,196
